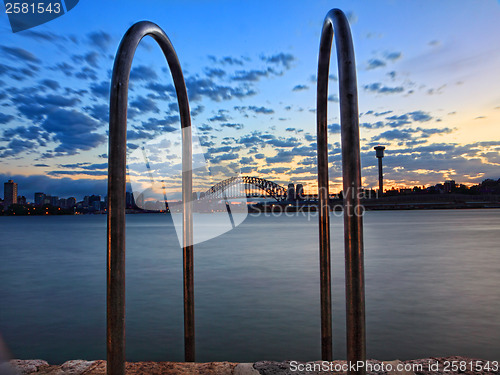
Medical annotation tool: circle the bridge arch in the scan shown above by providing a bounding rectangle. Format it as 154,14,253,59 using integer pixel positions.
203,176,288,201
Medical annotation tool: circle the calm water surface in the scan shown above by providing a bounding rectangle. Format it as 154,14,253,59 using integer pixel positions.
0,209,499,363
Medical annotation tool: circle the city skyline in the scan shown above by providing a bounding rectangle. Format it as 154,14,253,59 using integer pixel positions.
3,174,499,205
1,1,500,200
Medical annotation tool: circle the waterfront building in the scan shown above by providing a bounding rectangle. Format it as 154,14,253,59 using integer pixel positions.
3,180,18,208
67,197,76,207
374,146,386,195
34,192,45,206
126,191,135,208
444,180,456,193
287,183,296,201
296,184,304,200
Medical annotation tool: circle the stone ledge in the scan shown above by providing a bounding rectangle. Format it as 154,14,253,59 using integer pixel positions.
1,357,498,375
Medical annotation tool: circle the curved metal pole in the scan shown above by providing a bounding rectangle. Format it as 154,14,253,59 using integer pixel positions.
316,8,366,372
107,21,194,375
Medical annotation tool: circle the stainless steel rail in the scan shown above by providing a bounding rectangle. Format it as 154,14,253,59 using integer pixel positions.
316,8,366,373
107,21,194,375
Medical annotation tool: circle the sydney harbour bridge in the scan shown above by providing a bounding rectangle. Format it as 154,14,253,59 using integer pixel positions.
200,176,304,202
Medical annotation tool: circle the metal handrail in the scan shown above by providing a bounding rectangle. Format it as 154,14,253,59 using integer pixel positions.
316,8,366,373
107,21,194,375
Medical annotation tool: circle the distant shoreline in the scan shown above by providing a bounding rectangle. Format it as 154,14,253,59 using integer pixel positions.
2,198,499,216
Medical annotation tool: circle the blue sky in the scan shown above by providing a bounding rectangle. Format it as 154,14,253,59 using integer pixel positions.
1,0,500,200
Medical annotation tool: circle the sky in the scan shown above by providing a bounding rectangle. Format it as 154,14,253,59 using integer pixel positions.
1,0,500,201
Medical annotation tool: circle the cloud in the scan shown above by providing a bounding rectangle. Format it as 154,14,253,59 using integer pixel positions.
384,111,433,127
259,167,290,174
39,79,60,90
292,84,309,92
58,162,107,170
205,68,226,78
87,31,112,52
11,92,81,124
364,82,404,94
209,56,244,66
0,64,11,76
262,53,295,69
0,138,38,157
366,59,386,70
209,110,231,122
51,62,74,77
130,95,159,113
240,156,254,164
185,75,256,102
328,94,339,102
385,51,402,61
385,114,411,127
408,110,432,122
90,81,110,99
47,170,108,177
220,122,244,130
248,105,274,114
41,109,106,154
267,137,297,148
210,153,239,164
2,125,50,145
138,116,178,132
0,113,13,124
0,46,41,64
71,51,100,68
130,65,158,81
238,132,268,148
371,127,452,142
208,145,240,154
291,145,316,157
19,30,63,42
328,123,341,133
266,150,294,164
85,104,108,122
75,66,98,81
232,69,271,82
145,82,174,101
346,11,358,24
17,93,80,108
198,124,213,132
360,121,385,129
191,105,204,117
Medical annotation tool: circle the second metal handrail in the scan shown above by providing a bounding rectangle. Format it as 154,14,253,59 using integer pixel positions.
316,8,366,374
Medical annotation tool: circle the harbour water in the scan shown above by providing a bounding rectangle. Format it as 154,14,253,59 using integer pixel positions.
0,209,499,364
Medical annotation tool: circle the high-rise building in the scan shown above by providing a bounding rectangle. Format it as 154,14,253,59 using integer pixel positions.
287,183,296,201
374,146,386,195
50,196,59,206
3,180,18,208
67,197,76,207
444,180,456,193
296,184,304,200
34,192,45,206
